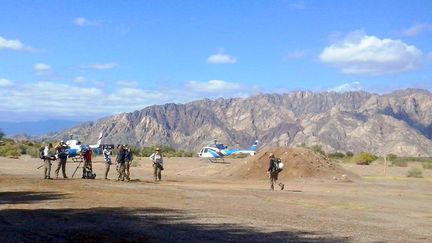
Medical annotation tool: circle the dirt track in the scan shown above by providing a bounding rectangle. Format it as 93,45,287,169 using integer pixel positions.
0,155,431,242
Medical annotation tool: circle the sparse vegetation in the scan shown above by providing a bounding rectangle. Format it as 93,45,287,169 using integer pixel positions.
310,145,325,155
345,151,354,157
422,162,432,170
328,152,345,159
350,152,378,165
407,167,423,178
391,160,408,167
387,153,397,161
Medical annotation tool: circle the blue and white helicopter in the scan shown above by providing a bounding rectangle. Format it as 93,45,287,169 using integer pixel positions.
65,132,103,162
198,140,258,163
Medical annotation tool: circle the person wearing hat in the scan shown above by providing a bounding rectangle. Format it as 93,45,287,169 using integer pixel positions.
149,147,164,182
55,140,69,179
267,153,284,190
116,144,128,181
42,143,55,179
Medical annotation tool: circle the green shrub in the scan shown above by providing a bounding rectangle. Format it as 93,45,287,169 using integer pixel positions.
0,143,20,157
422,162,432,170
350,152,378,165
328,152,345,159
407,167,423,178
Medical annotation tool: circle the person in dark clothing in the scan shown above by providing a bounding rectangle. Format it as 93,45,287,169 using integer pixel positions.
55,140,69,179
124,146,133,181
268,153,284,190
116,145,127,181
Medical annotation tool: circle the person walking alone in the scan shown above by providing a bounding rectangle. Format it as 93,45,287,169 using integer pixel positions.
268,153,284,190
149,148,164,182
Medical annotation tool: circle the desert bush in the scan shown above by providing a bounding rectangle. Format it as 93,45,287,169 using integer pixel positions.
310,145,325,155
391,160,408,167
350,152,378,165
328,152,345,159
387,153,398,161
0,143,20,157
422,162,432,170
407,167,423,178
18,144,27,154
345,151,354,157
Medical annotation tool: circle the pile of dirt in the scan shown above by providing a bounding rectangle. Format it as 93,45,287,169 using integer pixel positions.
234,147,360,181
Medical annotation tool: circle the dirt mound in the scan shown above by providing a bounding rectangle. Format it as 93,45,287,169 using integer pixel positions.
234,147,360,181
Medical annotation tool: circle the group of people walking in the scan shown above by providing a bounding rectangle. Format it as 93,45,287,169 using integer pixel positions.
40,142,165,182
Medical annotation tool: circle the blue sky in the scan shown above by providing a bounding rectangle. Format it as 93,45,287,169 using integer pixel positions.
1,0,431,122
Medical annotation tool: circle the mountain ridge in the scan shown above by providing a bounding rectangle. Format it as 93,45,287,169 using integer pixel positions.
49,89,432,156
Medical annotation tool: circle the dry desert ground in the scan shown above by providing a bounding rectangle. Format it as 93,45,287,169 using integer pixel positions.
0,153,431,242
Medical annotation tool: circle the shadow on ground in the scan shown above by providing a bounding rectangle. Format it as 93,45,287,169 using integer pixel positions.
0,191,66,204
0,193,351,242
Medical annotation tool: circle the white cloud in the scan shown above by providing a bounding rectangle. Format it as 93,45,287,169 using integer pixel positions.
207,53,237,64
0,81,167,118
402,23,432,37
186,80,241,93
286,50,307,60
34,63,52,75
73,76,87,83
116,80,139,87
0,36,34,51
319,31,423,75
328,82,363,93
73,17,99,26
0,78,13,87
0,78,253,121
81,63,117,70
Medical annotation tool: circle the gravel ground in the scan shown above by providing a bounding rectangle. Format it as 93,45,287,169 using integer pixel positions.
0,156,431,242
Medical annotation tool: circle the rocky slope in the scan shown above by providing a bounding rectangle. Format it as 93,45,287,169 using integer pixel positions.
50,89,432,156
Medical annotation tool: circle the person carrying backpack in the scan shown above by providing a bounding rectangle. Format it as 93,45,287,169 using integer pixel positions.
55,140,69,179
267,153,284,190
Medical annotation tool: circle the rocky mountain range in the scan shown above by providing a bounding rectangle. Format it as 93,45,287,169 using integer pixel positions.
50,89,432,156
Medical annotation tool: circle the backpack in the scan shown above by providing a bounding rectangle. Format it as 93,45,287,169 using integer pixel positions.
39,147,45,159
